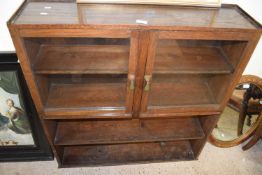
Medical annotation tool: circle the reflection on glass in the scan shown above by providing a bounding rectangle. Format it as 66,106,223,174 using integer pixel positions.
212,83,262,142
212,106,259,141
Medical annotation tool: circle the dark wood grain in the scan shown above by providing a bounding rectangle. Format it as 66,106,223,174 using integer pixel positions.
55,118,204,145
62,141,194,166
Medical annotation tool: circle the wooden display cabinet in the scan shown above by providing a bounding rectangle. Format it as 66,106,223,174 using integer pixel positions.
8,1,261,167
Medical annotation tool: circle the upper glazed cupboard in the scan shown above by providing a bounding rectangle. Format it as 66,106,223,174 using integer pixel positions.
9,1,261,167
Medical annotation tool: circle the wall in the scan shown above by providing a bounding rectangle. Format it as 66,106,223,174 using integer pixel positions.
0,0,261,76
223,0,262,76
0,0,24,52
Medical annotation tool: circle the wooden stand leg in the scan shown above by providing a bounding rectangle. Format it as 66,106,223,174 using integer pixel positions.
238,106,247,136
247,115,252,126
242,115,262,150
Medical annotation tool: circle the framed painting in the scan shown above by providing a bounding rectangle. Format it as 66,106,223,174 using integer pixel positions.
76,0,222,7
0,53,53,161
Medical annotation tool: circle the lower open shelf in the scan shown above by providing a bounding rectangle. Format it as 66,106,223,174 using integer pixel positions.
61,141,195,167
54,118,204,145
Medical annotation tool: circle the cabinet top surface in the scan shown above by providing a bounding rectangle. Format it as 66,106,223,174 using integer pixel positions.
11,2,260,30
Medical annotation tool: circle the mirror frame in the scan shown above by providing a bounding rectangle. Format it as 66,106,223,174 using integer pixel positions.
209,75,262,148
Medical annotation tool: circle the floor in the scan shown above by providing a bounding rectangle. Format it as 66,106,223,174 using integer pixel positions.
0,141,261,175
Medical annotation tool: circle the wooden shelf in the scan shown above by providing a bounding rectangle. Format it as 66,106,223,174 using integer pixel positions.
149,76,217,107
154,45,233,74
62,141,195,166
46,82,126,110
34,45,129,74
54,118,204,145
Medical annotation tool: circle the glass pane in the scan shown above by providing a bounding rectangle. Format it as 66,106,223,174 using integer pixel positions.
24,37,130,110
148,39,247,108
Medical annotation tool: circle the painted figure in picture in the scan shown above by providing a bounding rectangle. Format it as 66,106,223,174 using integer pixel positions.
5,98,31,134
0,71,34,146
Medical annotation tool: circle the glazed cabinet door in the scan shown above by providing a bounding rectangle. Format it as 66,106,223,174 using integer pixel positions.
20,29,139,119
139,31,249,118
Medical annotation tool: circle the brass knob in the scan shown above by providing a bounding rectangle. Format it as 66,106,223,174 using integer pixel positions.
129,75,135,91
144,75,151,91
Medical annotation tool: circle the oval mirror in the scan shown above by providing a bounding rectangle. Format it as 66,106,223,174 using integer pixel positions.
209,75,262,148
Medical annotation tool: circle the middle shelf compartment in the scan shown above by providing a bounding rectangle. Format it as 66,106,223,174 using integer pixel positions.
149,74,216,107
47,82,126,109
54,118,205,145
151,39,247,75
24,37,131,75
146,74,231,110
34,45,130,74
36,73,230,118
36,74,129,117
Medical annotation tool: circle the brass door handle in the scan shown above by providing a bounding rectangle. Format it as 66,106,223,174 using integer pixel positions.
129,75,135,91
130,79,135,90
144,75,151,91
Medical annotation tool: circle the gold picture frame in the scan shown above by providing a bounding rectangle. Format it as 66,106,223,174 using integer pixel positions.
76,0,222,7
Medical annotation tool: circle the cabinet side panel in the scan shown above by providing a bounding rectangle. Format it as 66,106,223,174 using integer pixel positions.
207,74,232,104
8,27,44,113
218,33,261,110
8,27,59,163
221,41,247,68
190,115,219,158
42,120,63,166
